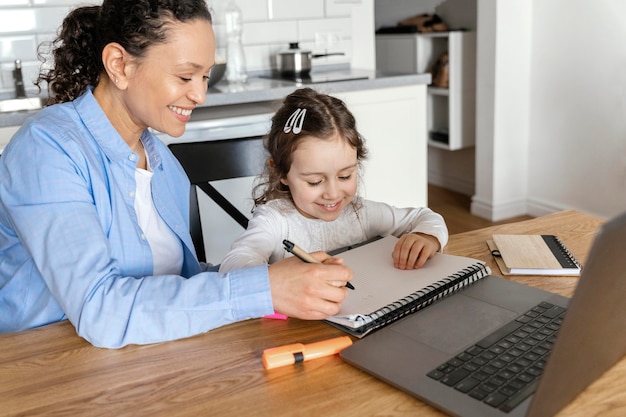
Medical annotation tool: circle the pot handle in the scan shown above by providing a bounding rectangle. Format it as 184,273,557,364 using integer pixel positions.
311,52,345,58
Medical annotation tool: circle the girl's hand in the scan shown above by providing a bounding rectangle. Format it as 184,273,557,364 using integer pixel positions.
392,233,440,270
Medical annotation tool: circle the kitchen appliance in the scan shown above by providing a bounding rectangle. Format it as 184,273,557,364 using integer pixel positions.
209,62,226,86
276,42,344,76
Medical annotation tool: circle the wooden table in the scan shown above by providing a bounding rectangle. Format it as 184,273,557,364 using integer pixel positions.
1,210,623,417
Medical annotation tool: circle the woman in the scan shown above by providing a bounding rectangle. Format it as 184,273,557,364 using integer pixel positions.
0,0,352,348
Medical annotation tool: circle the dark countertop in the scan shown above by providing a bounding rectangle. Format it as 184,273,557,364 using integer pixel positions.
0,69,430,129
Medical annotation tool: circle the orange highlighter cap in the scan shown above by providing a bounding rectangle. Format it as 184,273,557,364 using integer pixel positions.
263,336,353,370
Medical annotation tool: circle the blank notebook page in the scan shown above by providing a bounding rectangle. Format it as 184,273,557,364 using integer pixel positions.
335,235,486,318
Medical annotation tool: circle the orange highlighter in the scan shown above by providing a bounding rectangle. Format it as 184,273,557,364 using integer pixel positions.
262,336,353,370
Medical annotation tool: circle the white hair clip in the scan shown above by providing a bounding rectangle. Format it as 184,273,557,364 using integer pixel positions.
283,108,307,134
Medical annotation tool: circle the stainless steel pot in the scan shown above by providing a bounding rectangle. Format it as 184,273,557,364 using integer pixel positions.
276,42,344,76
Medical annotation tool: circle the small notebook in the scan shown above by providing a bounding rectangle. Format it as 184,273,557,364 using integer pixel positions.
325,235,491,338
487,234,582,276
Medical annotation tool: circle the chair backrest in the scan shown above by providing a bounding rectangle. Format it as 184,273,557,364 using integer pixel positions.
169,136,267,262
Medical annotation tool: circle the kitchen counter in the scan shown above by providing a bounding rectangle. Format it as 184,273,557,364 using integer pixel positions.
202,69,430,107
0,69,430,129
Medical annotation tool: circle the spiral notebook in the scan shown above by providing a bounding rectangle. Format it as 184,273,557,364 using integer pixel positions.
326,235,491,337
487,234,582,276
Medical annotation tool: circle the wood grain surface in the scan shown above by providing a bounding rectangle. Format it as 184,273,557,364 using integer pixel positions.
1,210,623,417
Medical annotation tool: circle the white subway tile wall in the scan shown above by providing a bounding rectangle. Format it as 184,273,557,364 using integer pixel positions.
0,0,355,97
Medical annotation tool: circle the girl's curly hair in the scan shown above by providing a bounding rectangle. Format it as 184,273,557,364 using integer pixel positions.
253,87,368,207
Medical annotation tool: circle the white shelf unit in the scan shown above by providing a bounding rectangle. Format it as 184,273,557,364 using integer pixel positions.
376,31,476,150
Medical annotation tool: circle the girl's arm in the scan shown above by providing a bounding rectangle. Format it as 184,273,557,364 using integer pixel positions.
361,199,449,250
360,200,449,269
218,204,284,272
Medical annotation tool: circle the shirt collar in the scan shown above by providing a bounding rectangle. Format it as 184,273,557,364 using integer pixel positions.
74,87,162,170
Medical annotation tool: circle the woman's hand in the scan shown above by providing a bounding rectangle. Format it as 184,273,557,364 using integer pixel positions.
268,253,352,320
392,233,440,270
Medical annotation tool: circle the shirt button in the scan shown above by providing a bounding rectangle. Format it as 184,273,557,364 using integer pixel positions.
140,233,146,240
129,191,135,198
129,154,137,161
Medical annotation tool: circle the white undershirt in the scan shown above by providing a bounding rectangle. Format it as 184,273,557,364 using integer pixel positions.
134,166,184,275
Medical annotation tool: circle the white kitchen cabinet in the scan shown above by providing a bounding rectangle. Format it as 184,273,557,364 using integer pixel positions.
376,31,476,151
334,85,427,208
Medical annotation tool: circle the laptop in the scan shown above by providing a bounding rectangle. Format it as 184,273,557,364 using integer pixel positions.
341,211,626,417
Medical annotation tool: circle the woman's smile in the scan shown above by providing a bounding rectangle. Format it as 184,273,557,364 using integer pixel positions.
168,105,194,122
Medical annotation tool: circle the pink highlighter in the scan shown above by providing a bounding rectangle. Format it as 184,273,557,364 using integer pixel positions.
263,312,288,320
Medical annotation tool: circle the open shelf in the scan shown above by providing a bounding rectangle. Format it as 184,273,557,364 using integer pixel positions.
376,31,476,151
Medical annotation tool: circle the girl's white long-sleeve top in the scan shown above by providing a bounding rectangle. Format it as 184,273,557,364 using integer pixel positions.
219,197,449,272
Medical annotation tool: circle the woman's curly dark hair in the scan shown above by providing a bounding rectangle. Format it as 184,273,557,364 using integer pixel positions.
35,0,212,104
253,87,368,207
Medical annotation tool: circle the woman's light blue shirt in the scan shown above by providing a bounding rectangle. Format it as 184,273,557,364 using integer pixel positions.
0,88,273,348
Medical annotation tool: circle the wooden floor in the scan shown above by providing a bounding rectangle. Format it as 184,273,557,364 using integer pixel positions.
428,184,534,235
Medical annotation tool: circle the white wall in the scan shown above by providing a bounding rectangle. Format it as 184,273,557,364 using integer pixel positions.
526,0,626,219
210,0,372,73
472,0,532,221
473,0,626,221
0,0,374,98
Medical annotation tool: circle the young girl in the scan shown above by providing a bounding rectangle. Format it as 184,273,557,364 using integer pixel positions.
219,88,448,273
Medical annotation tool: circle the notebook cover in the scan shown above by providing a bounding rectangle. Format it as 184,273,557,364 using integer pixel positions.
489,235,581,276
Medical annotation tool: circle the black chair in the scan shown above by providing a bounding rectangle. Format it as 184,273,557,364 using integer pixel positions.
169,137,267,262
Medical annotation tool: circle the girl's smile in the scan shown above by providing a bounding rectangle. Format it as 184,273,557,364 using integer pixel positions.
281,133,358,221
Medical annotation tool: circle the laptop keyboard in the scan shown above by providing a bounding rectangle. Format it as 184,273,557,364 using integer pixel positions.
427,301,567,413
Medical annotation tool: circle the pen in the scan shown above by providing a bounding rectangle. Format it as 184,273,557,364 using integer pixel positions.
282,239,355,290
262,336,353,370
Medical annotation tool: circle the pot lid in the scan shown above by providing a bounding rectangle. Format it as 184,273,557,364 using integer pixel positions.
279,42,310,55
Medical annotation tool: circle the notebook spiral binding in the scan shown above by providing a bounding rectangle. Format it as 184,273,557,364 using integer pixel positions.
351,263,491,336
543,235,582,270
